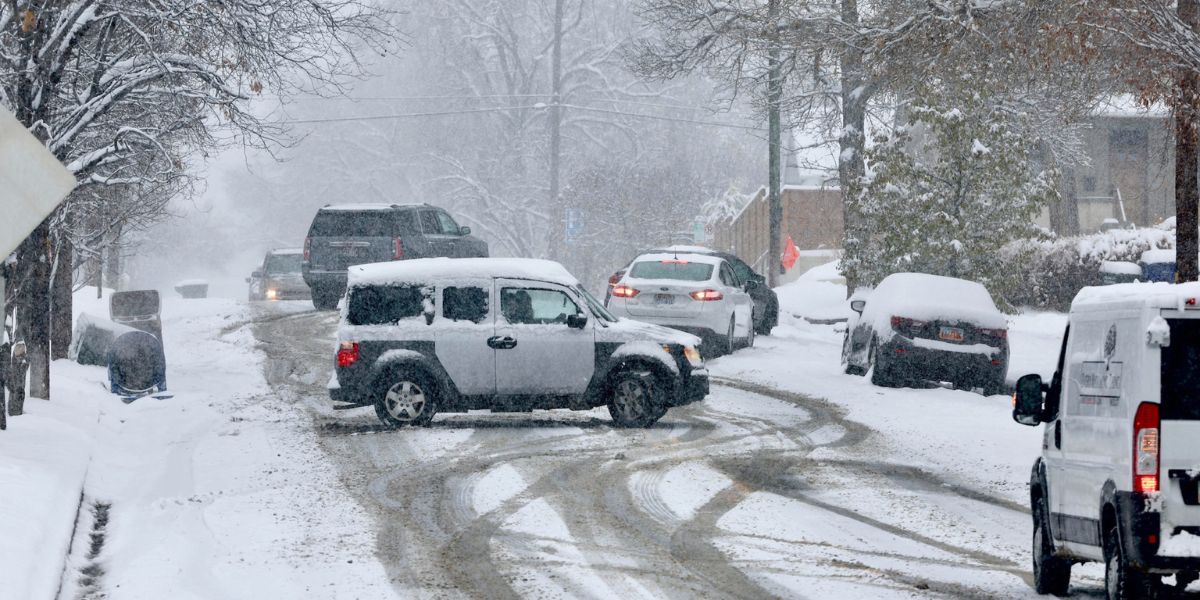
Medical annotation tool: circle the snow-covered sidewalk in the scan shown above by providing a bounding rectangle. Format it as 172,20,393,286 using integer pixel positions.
0,291,396,599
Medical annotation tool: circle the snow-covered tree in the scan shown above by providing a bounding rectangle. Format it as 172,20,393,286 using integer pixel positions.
856,89,1058,304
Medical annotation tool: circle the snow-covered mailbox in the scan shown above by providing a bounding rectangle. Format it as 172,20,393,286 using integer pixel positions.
174,279,208,299
1099,260,1141,285
1140,248,1176,283
110,290,163,340
69,313,168,399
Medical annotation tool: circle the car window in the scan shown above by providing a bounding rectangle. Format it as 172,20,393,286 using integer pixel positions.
720,264,736,286
443,286,489,323
628,260,714,281
727,258,754,283
1162,319,1200,420
265,254,302,274
419,210,441,235
501,287,580,325
435,211,460,235
347,285,427,325
310,211,392,237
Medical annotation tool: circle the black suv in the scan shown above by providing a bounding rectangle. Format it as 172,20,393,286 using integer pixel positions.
302,203,488,310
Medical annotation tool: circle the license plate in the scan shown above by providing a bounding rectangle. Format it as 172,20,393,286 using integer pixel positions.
654,294,674,305
938,326,964,342
339,247,361,256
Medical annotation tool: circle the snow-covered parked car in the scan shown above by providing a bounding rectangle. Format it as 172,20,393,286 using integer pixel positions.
841,273,1008,393
1012,282,1200,598
606,252,755,356
328,257,709,428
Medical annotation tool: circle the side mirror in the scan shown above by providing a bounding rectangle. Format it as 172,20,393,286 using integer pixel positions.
251,270,263,278
567,313,588,329
744,279,759,291
459,226,472,236
850,299,866,314
1013,373,1046,426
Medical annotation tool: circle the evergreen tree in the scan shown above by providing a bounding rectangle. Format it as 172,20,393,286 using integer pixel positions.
856,89,1057,306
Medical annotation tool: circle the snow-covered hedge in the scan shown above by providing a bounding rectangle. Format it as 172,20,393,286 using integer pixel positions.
1000,224,1175,310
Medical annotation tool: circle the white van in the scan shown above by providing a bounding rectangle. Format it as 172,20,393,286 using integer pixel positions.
1013,282,1200,598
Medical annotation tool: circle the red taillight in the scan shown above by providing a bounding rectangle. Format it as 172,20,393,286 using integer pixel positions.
690,289,723,301
1133,402,1160,493
611,285,639,298
661,259,689,264
304,237,311,261
889,316,927,330
981,327,1008,339
336,342,360,368
392,237,404,260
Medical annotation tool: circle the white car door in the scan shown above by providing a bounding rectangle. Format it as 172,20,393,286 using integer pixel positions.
494,279,595,396
719,262,753,338
434,280,496,396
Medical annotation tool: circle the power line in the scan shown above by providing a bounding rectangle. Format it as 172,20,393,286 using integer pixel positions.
312,93,744,116
560,104,764,131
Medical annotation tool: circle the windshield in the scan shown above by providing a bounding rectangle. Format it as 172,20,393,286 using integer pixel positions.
628,260,714,282
265,254,303,274
576,284,616,323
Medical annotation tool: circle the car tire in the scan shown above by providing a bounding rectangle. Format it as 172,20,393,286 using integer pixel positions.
374,368,437,428
1032,502,1071,596
869,338,899,388
755,295,778,336
607,370,664,428
311,286,340,311
723,317,736,355
1105,522,1158,600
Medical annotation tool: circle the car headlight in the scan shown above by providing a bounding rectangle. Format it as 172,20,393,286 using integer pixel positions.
683,345,703,366
265,288,279,300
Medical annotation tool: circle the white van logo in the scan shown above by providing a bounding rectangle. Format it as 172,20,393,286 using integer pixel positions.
1105,325,1117,360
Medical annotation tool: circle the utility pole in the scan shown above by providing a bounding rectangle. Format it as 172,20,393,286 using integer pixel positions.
1178,0,1200,282
767,0,783,287
550,0,565,255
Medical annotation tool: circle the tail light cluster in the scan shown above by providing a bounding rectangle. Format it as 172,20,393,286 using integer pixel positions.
303,237,311,261
1133,402,1160,494
337,342,360,368
980,327,1008,339
392,237,405,260
611,285,639,298
889,316,927,335
689,289,723,301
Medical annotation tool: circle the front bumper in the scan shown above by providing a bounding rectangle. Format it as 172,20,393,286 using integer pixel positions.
674,368,709,406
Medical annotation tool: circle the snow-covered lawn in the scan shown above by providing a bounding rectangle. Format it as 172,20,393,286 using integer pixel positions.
0,291,395,600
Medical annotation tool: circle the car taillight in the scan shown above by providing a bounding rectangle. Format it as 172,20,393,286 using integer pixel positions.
336,342,360,368
392,237,404,260
980,327,1008,339
889,316,926,330
611,285,639,298
690,289,723,301
1133,402,1160,493
304,237,311,261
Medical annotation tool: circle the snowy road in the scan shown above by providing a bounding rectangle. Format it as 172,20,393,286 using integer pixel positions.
252,304,1089,599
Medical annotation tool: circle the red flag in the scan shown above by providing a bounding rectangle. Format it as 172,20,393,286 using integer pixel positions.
781,236,800,271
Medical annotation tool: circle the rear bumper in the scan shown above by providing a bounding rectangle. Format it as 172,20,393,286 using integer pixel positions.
880,335,1005,384
302,269,348,291
608,304,726,337
1115,491,1200,572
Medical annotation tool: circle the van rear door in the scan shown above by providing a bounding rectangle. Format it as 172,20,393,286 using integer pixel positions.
1159,318,1200,531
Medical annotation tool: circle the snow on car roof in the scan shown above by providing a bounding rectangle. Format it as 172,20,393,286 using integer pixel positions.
319,203,423,211
348,257,579,288
1073,281,1200,311
866,272,1006,329
633,252,723,265
651,245,715,254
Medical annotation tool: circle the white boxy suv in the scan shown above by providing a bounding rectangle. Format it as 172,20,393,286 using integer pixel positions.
328,258,709,428
1013,282,1200,598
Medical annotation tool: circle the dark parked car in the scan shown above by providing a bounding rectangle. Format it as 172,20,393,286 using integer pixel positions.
841,273,1008,394
247,248,309,301
301,203,488,310
605,245,778,335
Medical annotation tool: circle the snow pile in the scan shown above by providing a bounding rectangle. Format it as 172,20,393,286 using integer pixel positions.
1159,531,1200,558
774,261,852,323
349,257,577,288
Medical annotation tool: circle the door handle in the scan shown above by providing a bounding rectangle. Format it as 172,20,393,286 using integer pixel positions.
487,336,518,350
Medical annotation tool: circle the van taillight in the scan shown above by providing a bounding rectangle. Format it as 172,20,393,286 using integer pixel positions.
1134,402,1160,493
304,237,311,261
337,342,360,368
393,237,404,260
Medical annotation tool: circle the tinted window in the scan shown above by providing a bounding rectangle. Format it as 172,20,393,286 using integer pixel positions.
629,260,714,282
265,254,302,274
720,264,736,286
310,211,395,237
443,287,489,323
501,288,580,324
348,285,427,325
1162,319,1200,420
726,257,754,283
419,211,441,234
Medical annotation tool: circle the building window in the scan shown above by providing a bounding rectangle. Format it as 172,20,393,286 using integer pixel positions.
1082,176,1096,193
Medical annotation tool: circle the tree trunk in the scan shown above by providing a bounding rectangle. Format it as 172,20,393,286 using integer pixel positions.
19,220,52,401
838,0,868,295
767,0,783,288
1178,0,1200,283
50,231,73,361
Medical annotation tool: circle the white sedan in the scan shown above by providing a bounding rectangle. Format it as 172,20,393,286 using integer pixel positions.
606,252,755,356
